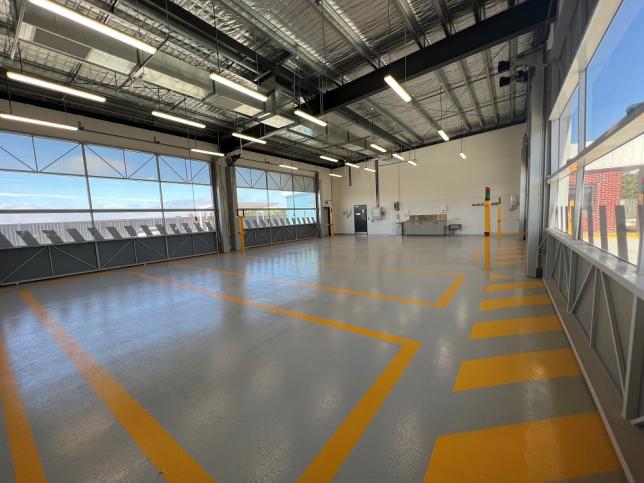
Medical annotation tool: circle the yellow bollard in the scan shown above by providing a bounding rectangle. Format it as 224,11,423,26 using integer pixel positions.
497,203,502,239
238,215,246,255
484,187,491,271
567,200,574,236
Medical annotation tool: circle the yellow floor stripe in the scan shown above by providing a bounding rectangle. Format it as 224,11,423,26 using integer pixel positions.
470,250,481,263
485,280,544,292
488,273,513,280
0,333,47,483
19,290,215,483
495,254,526,261
480,294,551,310
470,315,562,339
453,348,580,391
130,271,421,482
176,262,464,309
424,411,620,482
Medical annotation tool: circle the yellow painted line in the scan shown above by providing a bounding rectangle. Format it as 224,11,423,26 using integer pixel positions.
470,315,562,339
485,280,544,292
470,250,481,263
480,294,551,310
176,262,464,309
494,254,525,261
453,348,580,391
19,290,215,483
489,273,513,280
0,333,47,483
424,411,620,482
130,271,421,482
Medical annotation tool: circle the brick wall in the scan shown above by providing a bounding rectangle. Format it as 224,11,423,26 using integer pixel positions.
574,170,624,232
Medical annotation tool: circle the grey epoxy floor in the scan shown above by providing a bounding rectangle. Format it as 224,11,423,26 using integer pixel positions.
0,235,626,482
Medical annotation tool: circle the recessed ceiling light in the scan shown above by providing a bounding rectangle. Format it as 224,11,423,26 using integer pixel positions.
459,152,467,159
438,129,450,141
345,162,360,168
7,71,106,103
320,155,338,163
329,173,343,178
294,109,327,127
370,143,386,153
408,160,417,166
279,164,298,170
392,153,404,160
191,148,224,157
0,113,78,131
28,0,156,54
384,75,412,102
364,167,376,173
232,132,267,144
210,73,268,102
151,111,205,128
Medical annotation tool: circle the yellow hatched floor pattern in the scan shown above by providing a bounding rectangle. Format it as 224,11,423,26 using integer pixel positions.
425,241,621,482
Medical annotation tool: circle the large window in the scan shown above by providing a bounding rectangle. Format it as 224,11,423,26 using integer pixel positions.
579,134,643,263
550,173,576,235
558,86,579,165
586,0,644,146
235,166,317,227
0,131,217,247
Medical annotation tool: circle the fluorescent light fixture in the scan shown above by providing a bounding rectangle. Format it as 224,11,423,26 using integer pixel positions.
392,153,404,161
191,148,224,157
364,167,376,173
459,152,467,159
320,155,338,163
7,71,106,102
28,0,156,54
370,143,386,153
279,164,298,170
438,129,450,141
294,109,327,127
0,113,78,131
329,173,343,178
151,111,205,128
384,75,411,102
232,132,267,144
408,160,417,166
345,162,360,168
210,73,268,102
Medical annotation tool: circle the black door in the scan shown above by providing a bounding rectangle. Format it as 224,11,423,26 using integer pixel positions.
322,207,331,236
354,204,368,234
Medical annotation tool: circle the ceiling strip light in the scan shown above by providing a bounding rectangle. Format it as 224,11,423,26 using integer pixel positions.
384,75,411,102
408,160,417,166
151,111,205,128
392,153,404,160
28,0,156,54
364,167,376,173
210,73,268,102
0,113,78,131
345,162,360,168
438,129,450,141
329,173,343,178
294,109,327,127
191,148,224,157
279,164,297,170
459,152,467,159
320,155,338,163
232,132,267,144
370,143,386,153
7,71,106,102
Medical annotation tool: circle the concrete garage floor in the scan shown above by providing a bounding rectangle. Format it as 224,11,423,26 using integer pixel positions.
0,235,626,482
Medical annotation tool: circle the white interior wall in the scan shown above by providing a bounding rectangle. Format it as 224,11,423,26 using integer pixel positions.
331,123,526,235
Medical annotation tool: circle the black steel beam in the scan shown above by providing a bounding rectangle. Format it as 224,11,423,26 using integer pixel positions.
303,0,551,114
